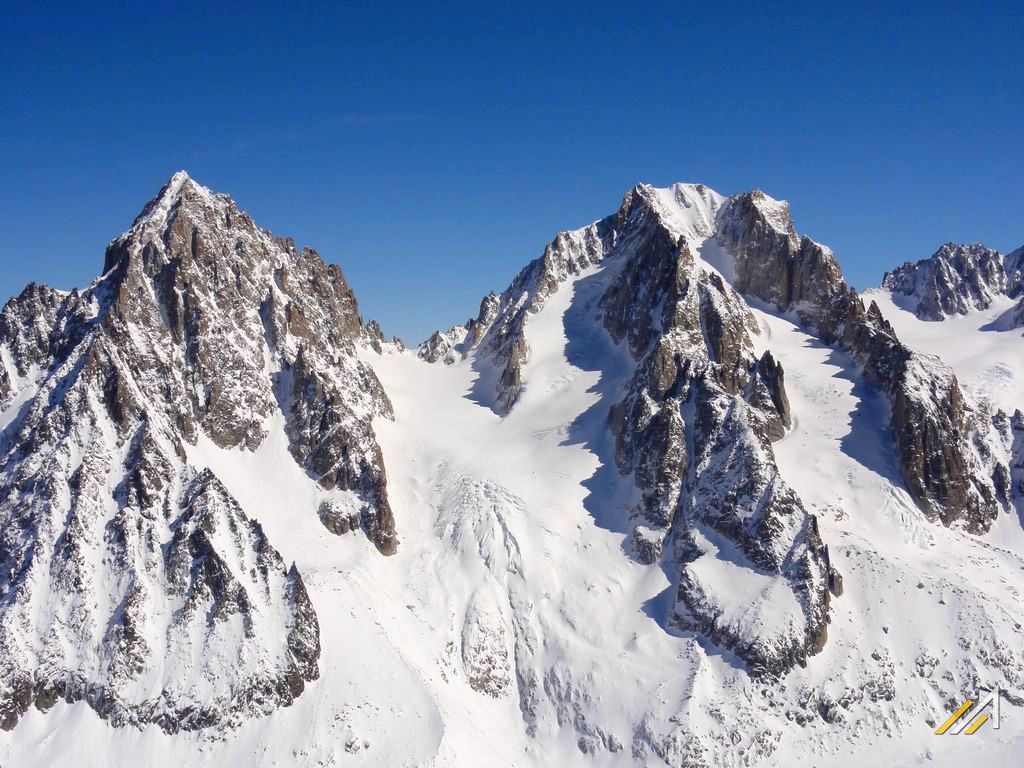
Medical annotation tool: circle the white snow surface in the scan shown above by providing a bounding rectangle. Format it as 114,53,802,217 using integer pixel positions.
4,186,1024,766
865,289,1024,416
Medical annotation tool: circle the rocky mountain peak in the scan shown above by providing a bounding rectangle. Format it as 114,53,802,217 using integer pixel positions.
418,182,835,675
615,182,724,241
103,172,272,284
425,181,1011,536
0,173,397,734
719,189,799,247
882,242,1007,320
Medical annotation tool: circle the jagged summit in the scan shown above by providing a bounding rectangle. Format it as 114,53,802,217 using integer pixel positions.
105,171,258,274
0,173,397,734
882,242,1007,320
139,169,197,212
3,175,1024,766
745,188,799,240
421,180,1011,535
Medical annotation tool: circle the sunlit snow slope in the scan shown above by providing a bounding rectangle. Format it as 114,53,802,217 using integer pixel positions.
3,182,1024,768
865,290,1024,417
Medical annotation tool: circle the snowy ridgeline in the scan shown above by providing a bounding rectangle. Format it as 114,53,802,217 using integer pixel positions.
1,174,1023,767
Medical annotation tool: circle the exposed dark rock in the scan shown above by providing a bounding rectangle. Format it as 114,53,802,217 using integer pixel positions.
828,567,844,598
436,183,832,676
753,351,792,442
718,194,1008,533
318,498,362,535
1006,246,1024,298
0,171,392,733
419,325,469,364
882,243,1007,320
1012,297,1024,329
1011,410,1024,499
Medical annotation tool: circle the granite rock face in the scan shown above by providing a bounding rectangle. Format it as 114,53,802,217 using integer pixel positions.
882,243,1007,320
1012,298,1024,329
1011,410,1024,498
719,194,1010,533
600,186,831,677
0,172,392,732
424,183,834,677
1006,246,1024,328
100,172,396,551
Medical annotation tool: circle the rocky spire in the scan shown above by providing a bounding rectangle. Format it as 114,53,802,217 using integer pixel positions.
1005,244,1024,299
0,172,396,734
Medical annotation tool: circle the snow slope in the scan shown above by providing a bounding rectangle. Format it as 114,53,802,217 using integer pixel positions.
746,304,1024,766
3,184,1024,767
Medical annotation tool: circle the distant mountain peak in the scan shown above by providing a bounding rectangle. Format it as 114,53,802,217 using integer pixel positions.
882,241,1010,320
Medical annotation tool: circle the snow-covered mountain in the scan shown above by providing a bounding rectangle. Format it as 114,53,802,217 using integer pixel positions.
0,172,393,733
883,241,1024,326
2,175,1023,766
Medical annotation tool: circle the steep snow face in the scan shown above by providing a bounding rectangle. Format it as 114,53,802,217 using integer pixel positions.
2,176,1024,767
0,173,395,733
866,289,1024,416
424,183,834,676
882,242,1008,320
648,183,726,241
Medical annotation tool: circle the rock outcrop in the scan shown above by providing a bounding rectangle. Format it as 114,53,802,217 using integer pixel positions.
0,172,393,732
1006,246,1024,328
1003,245,1024,298
423,183,834,677
1012,297,1024,329
882,243,1007,320
719,194,1010,533
1011,410,1024,499
418,325,469,365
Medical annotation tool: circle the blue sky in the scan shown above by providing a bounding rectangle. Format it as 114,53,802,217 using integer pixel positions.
3,1,1022,343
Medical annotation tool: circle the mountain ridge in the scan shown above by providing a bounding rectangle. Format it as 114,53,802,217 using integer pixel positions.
882,240,1024,325
2,173,1023,766
422,181,1012,534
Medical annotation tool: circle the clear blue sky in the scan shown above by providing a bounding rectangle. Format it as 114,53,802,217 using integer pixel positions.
3,1,1022,343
